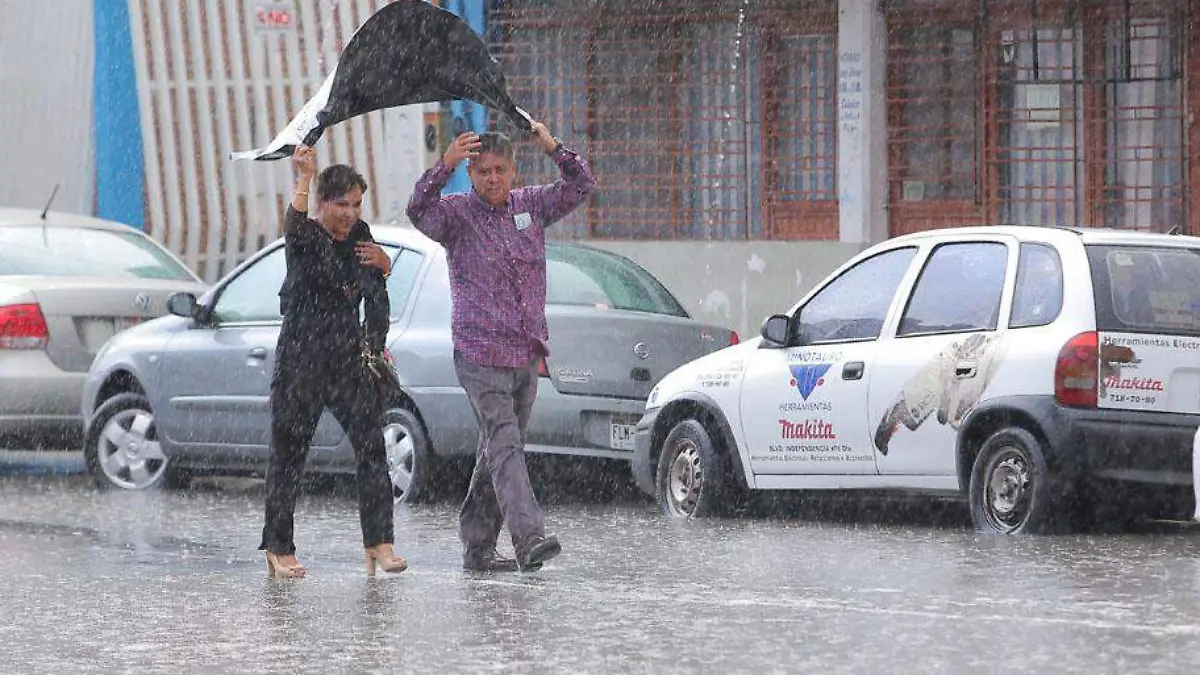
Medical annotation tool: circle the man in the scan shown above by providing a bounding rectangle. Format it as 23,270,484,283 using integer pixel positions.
406,121,596,572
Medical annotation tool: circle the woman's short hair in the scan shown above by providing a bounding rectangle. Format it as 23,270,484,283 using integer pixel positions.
316,164,368,202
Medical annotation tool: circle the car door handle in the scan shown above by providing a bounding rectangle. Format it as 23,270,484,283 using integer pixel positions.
842,361,864,381
248,347,268,360
955,361,978,379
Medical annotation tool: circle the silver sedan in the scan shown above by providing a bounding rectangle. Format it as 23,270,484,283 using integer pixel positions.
81,225,736,499
0,208,206,444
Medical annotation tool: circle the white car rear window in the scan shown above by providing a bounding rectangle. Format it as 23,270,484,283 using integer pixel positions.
1088,244,1200,334
0,225,195,281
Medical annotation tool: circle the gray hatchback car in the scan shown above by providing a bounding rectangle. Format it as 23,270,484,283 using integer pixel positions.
81,225,735,499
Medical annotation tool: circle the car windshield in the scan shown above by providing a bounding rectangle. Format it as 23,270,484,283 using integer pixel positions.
0,224,196,281
1088,244,1200,335
546,244,688,317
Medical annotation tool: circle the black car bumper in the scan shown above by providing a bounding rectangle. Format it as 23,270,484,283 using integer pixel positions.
975,396,1200,486
1058,406,1199,484
631,407,660,496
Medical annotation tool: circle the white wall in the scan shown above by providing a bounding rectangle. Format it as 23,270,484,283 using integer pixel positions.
836,0,888,244
0,0,95,215
377,104,429,227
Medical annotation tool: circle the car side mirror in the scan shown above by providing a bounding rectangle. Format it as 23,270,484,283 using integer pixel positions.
167,292,199,319
760,314,791,347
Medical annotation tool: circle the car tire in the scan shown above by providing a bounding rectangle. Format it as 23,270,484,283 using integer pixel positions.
655,418,731,519
381,407,434,504
84,393,179,491
968,426,1059,534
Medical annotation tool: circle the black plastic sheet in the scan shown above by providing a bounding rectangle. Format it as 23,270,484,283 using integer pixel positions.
232,0,529,162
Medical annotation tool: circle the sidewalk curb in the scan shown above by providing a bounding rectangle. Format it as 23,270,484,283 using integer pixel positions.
0,450,86,476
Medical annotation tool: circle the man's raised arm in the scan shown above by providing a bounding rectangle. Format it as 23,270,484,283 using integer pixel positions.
405,132,482,245
524,122,596,228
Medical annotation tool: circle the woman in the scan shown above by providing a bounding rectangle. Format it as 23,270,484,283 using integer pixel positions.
259,144,406,578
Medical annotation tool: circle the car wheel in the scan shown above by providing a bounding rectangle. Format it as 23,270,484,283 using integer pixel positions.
382,407,433,504
655,419,730,519
84,393,173,491
968,427,1058,534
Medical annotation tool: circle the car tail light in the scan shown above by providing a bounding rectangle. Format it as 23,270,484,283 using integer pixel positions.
1055,331,1098,407
729,331,740,346
537,357,549,378
0,303,50,350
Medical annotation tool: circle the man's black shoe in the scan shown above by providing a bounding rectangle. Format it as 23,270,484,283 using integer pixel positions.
517,535,561,572
463,550,520,573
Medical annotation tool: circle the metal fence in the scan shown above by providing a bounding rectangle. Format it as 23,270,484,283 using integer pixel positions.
488,0,839,240
129,0,1192,269
885,0,1189,235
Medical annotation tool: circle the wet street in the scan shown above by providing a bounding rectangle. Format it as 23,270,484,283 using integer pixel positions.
4,456,1200,674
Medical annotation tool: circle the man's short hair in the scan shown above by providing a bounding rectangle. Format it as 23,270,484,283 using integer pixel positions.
476,132,515,162
316,164,369,202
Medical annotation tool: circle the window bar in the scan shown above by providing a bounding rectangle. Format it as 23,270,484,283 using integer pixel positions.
976,0,987,206
1123,0,1132,82
1031,0,1040,81
1105,8,1118,227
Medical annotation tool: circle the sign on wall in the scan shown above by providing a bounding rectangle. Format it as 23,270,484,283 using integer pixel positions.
253,2,297,34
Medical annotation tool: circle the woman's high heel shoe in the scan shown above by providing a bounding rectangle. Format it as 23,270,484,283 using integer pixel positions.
265,552,306,579
364,544,408,576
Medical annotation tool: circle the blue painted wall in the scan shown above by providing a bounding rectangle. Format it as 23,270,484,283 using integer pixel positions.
443,0,489,196
93,0,145,228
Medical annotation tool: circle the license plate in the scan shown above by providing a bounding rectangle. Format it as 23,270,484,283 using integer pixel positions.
81,317,143,352
80,319,118,352
610,422,636,451
115,317,143,331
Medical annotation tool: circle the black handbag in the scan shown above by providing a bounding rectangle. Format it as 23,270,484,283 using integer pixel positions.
360,325,401,405
343,231,400,404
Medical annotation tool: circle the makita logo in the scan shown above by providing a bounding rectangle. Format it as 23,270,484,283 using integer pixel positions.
788,363,831,400
777,419,836,440
1104,376,1164,391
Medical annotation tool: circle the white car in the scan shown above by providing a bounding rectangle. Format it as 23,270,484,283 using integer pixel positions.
0,208,206,443
633,226,1200,533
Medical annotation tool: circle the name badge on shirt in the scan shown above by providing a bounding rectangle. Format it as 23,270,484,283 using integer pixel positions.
514,212,533,231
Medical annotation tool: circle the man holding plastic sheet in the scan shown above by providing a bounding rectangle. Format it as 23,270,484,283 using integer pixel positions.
406,122,595,573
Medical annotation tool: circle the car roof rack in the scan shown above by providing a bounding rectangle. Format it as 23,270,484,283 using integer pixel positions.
1052,225,1087,236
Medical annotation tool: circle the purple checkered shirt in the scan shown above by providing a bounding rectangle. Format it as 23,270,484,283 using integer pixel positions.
405,145,596,368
